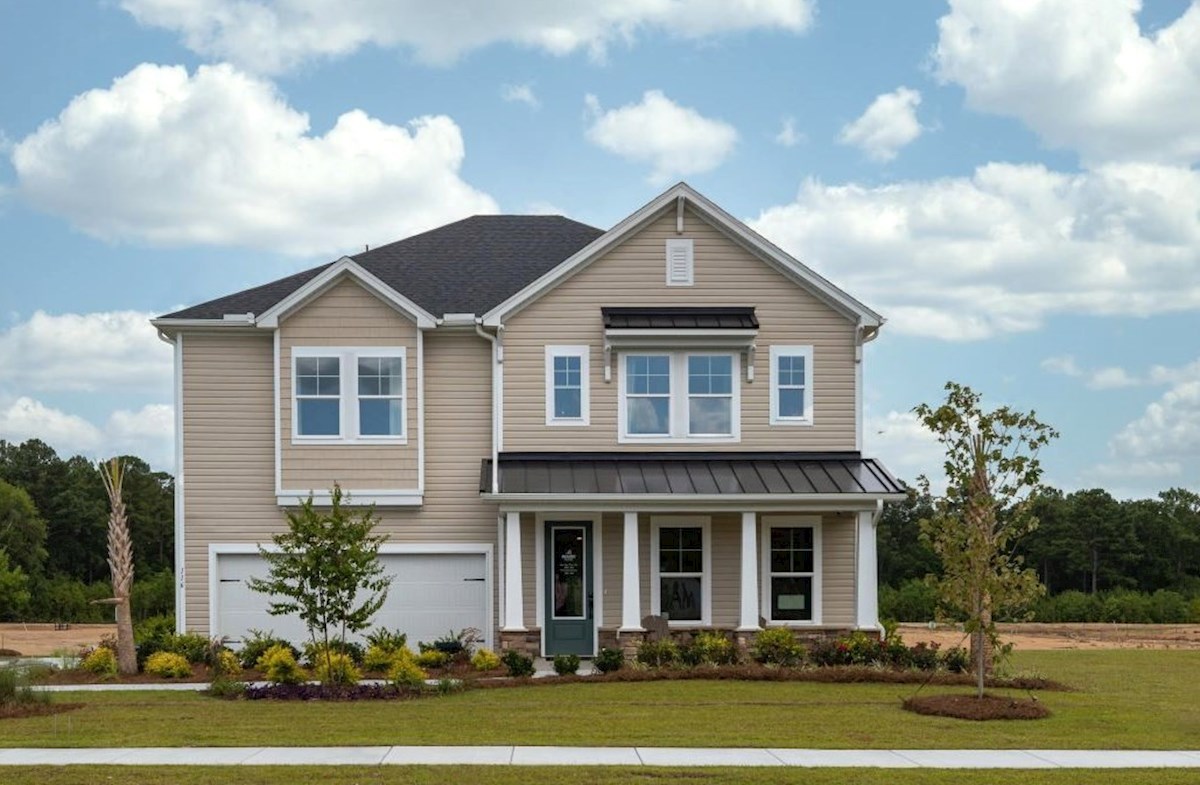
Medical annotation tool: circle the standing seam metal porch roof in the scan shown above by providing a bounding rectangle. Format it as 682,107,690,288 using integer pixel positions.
481,453,905,496
601,307,759,330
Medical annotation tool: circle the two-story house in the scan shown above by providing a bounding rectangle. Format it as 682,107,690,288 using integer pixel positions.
152,183,904,657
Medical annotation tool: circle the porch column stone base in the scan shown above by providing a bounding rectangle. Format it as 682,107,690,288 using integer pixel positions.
498,629,540,657
599,627,645,658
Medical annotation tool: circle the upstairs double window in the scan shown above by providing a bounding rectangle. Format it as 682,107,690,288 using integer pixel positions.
293,347,406,443
620,352,739,442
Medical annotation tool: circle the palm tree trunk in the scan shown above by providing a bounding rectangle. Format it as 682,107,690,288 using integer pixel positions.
101,459,138,676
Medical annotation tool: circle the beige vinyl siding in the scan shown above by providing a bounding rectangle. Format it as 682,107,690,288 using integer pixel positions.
520,513,537,628
182,328,499,635
501,205,858,451
279,277,419,491
181,332,279,632
581,511,856,632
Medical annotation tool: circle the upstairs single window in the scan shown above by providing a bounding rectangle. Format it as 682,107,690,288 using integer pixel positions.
357,356,404,437
769,345,814,425
295,356,341,436
545,345,590,425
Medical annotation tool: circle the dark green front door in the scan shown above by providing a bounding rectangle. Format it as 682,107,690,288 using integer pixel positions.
544,521,594,656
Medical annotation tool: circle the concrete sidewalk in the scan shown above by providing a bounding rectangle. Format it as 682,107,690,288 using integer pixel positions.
0,746,1197,768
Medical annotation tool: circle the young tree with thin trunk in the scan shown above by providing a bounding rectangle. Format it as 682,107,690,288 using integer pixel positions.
249,484,390,685
914,382,1057,698
99,458,138,675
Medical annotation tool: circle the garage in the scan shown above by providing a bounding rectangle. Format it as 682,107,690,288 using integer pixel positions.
213,548,491,649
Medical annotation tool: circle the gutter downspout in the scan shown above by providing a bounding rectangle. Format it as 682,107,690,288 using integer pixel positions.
474,320,501,495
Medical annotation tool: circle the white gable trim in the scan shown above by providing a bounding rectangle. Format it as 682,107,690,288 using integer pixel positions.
254,257,437,329
480,183,883,329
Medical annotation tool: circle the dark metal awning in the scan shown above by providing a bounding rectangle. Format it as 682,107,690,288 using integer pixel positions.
601,307,758,330
481,452,906,500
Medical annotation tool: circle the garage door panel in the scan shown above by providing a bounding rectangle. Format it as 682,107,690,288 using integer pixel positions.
215,551,488,650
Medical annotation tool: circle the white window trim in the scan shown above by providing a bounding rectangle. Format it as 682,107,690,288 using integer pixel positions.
618,352,741,444
650,516,712,627
544,345,590,426
760,515,822,626
769,345,814,426
292,346,407,445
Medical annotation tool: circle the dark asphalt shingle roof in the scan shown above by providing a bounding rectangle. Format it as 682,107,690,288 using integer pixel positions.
480,452,906,496
160,215,605,320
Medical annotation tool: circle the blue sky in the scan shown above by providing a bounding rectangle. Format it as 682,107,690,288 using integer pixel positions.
0,0,1197,497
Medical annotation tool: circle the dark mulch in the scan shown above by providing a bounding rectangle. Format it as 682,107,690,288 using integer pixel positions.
474,664,1071,692
0,702,84,720
38,663,237,685
902,693,1050,721
0,648,21,656
240,683,423,701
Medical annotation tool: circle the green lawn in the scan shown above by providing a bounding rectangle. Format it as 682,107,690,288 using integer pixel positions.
4,651,1198,750
2,767,1200,785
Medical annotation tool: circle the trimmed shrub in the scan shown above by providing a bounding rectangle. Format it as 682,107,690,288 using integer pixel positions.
751,627,805,666
363,644,403,673
80,646,117,676
239,630,299,670
168,633,214,664
388,657,428,689
256,644,305,685
685,630,738,666
905,642,940,671
594,647,625,674
303,639,365,667
213,649,242,677
471,649,502,672
416,649,451,669
144,651,191,678
552,654,580,675
635,639,679,668
941,646,969,673
500,650,535,678
364,627,408,653
312,651,361,686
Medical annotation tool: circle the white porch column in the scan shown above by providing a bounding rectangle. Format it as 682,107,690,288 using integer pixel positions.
738,511,760,630
503,511,525,631
855,509,880,630
620,511,643,631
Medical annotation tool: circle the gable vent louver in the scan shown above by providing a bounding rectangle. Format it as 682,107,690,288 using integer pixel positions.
665,238,694,286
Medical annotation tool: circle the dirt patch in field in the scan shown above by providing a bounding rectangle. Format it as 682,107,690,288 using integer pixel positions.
0,702,84,721
0,624,116,657
898,622,1200,651
903,693,1049,720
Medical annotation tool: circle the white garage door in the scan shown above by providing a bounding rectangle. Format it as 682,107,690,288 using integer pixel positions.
215,551,489,649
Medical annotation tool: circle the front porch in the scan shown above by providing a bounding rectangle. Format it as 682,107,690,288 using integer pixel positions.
495,508,887,658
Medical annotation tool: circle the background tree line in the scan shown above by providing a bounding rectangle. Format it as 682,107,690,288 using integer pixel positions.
0,438,174,623
879,486,1200,623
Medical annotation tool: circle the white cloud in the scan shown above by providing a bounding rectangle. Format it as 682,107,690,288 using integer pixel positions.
864,410,946,492
1041,355,1082,378
0,398,174,470
837,87,923,162
1043,355,1200,390
0,397,104,454
121,0,815,74
1112,379,1200,461
775,117,804,147
0,310,170,393
501,83,539,109
12,63,497,257
748,162,1200,339
935,0,1200,165
585,91,738,184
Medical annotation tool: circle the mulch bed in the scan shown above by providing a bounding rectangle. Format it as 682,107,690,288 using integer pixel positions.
0,702,84,720
902,693,1050,721
0,648,22,657
37,663,214,685
239,683,423,701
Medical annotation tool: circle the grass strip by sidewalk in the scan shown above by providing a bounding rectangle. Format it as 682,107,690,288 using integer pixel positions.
3,766,1200,785
3,650,1198,750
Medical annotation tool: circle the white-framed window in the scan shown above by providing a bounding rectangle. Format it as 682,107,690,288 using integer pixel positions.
760,516,822,625
619,352,740,443
292,346,406,444
650,517,712,626
769,345,814,425
544,345,590,426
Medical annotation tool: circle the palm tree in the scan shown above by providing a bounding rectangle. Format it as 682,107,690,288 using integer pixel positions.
99,458,137,675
